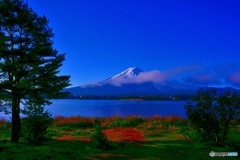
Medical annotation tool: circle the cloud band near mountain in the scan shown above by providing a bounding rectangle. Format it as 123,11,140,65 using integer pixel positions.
108,64,240,88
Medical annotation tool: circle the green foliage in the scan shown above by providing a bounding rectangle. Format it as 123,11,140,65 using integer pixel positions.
21,114,52,143
72,130,88,136
185,89,240,145
90,119,110,150
57,125,72,131
0,121,11,140
21,104,52,143
60,121,93,129
178,120,196,141
109,117,144,127
45,129,62,138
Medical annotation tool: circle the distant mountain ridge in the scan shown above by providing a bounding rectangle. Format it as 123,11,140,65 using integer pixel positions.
64,67,240,97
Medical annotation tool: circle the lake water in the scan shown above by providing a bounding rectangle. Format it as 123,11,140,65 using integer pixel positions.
0,100,188,120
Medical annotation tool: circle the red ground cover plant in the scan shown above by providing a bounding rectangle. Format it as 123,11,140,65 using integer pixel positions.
54,127,145,142
125,115,141,121
54,135,75,141
54,135,91,141
103,127,146,142
153,115,184,122
100,116,122,127
53,116,94,127
167,126,179,132
52,116,187,143
100,115,144,127
0,118,7,126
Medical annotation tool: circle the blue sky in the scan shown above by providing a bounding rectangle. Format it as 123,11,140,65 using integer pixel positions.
27,0,240,88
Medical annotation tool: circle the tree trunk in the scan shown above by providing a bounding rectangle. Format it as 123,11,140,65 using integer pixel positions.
11,94,21,143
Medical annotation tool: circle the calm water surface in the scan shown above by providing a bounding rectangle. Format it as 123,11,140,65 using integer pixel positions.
46,100,187,118
0,100,187,119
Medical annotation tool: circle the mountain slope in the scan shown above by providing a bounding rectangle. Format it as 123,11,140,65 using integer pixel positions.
107,67,143,80
64,67,240,97
65,67,161,96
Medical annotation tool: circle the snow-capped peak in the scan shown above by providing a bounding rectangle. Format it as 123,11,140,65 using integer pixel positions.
108,67,143,80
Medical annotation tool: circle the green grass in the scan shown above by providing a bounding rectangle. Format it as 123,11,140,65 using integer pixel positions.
109,117,144,127
0,116,239,160
0,139,239,160
0,140,95,160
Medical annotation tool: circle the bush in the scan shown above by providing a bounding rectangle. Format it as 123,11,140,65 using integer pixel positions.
90,119,110,149
21,103,52,143
185,89,240,145
178,120,195,141
22,113,52,142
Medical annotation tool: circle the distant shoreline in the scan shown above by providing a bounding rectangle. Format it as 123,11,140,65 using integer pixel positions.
62,95,192,101
59,98,187,101
119,98,144,100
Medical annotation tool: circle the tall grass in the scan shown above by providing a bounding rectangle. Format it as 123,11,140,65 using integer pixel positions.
109,116,144,127
52,116,94,129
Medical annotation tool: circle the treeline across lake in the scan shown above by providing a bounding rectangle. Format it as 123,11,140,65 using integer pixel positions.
65,94,193,100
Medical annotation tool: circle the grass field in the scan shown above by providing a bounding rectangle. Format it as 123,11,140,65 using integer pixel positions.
0,116,240,160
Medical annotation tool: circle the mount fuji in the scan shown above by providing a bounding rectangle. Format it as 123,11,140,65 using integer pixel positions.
64,67,162,96
64,67,240,97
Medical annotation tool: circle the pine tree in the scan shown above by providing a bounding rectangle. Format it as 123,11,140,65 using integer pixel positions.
0,0,70,142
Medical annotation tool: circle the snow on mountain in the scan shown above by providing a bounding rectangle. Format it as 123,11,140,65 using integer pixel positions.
107,67,143,80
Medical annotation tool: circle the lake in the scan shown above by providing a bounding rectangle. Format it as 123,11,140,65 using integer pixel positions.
0,100,188,120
